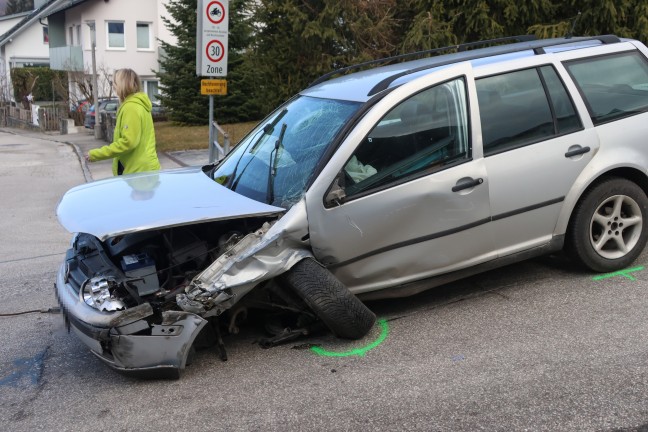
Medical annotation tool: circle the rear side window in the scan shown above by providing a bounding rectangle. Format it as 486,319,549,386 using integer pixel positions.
476,66,580,156
565,51,648,125
539,66,582,135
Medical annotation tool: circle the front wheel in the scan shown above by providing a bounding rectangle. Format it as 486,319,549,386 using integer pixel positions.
567,178,648,272
280,258,376,339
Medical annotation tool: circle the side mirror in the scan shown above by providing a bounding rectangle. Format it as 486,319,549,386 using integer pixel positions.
325,174,346,207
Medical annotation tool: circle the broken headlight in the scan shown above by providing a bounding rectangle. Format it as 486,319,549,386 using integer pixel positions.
80,276,126,312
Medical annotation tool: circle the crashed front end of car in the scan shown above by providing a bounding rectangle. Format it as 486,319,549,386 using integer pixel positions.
55,168,312,378
55,95,363,377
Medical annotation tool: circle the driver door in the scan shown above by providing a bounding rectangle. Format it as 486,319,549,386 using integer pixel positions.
305,65,496,295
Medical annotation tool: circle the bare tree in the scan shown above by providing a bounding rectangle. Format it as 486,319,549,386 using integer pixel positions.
56,60,114,125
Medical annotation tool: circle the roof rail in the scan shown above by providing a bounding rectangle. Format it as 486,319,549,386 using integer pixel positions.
367,34,622,96
307,35,537,88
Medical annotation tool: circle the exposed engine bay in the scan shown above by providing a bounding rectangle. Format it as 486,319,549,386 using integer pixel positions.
60,215,316,372
67,218,267,311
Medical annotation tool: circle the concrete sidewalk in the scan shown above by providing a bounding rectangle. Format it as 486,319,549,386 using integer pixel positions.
0,126,211,182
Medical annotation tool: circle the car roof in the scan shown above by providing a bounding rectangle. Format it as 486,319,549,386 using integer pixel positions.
300,35,630,103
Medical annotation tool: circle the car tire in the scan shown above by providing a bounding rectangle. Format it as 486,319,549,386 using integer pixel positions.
280,258,376,339
567,177,648,272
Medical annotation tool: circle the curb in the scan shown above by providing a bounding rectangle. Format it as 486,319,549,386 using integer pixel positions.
65,141,94,183
163,151,189,168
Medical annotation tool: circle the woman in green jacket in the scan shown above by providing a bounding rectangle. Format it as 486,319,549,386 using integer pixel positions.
85,68,160,175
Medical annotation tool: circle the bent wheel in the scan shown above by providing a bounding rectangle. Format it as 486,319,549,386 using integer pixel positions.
568,178,648,272
280,258,376,339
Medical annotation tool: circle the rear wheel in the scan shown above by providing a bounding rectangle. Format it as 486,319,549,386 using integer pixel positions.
567,178,648,272
280,258,375,339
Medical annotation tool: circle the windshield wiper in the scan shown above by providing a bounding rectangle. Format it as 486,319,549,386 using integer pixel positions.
266,123,287,205
228,108,288,189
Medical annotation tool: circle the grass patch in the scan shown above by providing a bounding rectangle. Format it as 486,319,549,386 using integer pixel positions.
155,121,258,152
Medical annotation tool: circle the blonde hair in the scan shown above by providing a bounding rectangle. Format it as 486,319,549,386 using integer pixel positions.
113,68,141,101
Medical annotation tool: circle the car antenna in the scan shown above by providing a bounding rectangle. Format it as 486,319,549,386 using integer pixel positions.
564,11,581,39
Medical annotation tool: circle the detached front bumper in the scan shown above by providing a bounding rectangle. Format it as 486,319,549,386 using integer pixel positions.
55,264,207,378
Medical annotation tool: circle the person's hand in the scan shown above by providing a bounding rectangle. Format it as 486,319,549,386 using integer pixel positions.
85,153,91,162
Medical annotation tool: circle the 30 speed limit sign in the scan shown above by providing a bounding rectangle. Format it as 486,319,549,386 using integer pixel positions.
196,0,229,77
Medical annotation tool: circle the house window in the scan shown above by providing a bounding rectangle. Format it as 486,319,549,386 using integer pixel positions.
76,25,81,46
107,21,125,49
137,23,151,49
43,27,48,44
143,80,159,103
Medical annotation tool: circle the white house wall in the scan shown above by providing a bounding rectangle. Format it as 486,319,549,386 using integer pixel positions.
0,13,50,102
157,0,176,47
0,15,24,34
68,1,160,80
3,19,50,67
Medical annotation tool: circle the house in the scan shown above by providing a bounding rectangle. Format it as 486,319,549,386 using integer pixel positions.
0,0,57,102
46,0,174,105
0,0,175,131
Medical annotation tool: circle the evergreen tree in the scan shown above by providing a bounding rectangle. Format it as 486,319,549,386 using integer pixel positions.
247,0,337,114
529,0,648,42
5,0,33,15
156,0,260,125
156,0,202,124
158,0,648,123
247,0,410,113
214,0,263,123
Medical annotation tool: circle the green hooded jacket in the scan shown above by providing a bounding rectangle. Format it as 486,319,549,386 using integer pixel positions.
88,92,161,175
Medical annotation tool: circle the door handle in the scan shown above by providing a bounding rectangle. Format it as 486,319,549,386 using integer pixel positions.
565,146,590,158
452,177,484,192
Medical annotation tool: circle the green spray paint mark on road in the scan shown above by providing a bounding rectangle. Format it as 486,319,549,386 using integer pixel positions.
310,319,389,357
592,266,644,281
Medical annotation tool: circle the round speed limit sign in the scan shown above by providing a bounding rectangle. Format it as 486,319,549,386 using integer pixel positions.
206,39,225,63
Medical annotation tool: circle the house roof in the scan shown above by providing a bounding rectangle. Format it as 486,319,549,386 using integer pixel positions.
0,0,88,47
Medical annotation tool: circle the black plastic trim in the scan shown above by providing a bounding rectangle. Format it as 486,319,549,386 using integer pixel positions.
491,197,564,222
565,146,591,157
330,217,491,268
368,35,622,96
308,35,537,88
357,235,565,301
330,196,564,267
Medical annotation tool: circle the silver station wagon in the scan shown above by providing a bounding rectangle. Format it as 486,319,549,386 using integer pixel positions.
56,35,648,377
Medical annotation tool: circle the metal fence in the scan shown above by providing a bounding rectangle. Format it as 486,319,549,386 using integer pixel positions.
100,110,168,142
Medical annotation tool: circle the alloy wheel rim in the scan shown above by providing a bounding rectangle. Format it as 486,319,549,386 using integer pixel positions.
589,194,642,260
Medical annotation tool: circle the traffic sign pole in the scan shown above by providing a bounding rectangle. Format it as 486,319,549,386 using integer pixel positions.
197,0,229,160
208,95,215,162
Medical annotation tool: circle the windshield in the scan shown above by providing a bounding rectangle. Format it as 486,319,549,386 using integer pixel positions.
212,96,361,207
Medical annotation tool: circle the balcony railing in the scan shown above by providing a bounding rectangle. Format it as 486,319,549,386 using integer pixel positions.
49,46,84,71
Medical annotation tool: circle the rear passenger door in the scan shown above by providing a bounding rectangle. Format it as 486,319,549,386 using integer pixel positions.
477,65,598,252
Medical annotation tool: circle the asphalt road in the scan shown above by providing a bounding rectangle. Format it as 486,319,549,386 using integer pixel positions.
1,130,648,431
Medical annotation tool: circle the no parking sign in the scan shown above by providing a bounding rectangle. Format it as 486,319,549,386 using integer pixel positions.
196,0,229,77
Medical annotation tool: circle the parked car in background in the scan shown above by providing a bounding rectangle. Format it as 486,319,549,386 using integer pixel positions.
151,102,165,114
151,102,167,121
84,98,119,129
72,99,91,114
56,34,648,378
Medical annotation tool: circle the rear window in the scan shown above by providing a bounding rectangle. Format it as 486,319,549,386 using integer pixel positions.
564,51,648,125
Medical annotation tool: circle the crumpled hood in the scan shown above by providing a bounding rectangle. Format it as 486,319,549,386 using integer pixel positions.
57,167,285,241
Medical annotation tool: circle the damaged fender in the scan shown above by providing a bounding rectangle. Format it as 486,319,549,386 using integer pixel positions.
178,202,313,317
